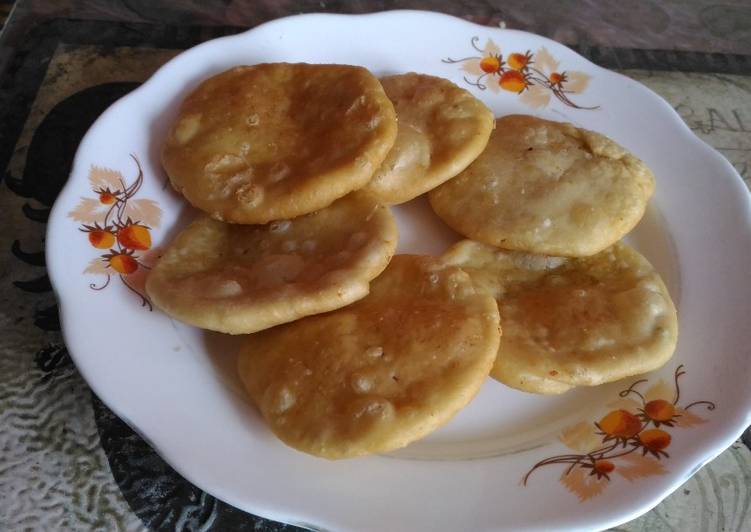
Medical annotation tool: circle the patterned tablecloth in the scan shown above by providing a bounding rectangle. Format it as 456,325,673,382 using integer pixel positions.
0,2,749,531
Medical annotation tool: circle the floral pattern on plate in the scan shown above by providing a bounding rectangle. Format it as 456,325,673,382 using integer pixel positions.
523,365,716,501
68,155,161,309
443,37,598,109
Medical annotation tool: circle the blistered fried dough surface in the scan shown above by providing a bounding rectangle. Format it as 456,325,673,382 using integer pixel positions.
162,63,397,224
237,255,501,459
442,240,677,393
364,73,494,204
429,115,655,257
145,192,397,334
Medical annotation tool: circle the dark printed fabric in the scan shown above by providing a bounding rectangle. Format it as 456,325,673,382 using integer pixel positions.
0,22,301,531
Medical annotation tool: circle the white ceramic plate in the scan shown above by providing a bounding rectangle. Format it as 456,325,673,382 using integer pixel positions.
47,10,751,531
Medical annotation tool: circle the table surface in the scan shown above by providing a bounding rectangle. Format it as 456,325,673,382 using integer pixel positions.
0,1,749,531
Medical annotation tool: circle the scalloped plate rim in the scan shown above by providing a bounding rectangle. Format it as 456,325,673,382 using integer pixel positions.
46,10,751,532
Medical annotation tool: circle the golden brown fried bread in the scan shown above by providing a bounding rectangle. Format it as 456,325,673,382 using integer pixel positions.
145,192,397,334
364,73,494,204
429,115,655,257
504,373,574,395
162,63,397,223
237,255,501,459
442,240,677,393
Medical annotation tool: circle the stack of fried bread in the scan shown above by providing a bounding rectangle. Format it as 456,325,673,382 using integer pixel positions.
146,63,677,459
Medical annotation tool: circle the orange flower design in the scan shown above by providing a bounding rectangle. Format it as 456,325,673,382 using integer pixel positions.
499,70,528,93
81,222,117,249
523,365,715,501
639,429,672,457
68,155,162,309
97,188,118,204
442,37,598,109
506,51,532,71
597,409,642,440
117,222,152,251
479,56,501,74
592,459,614,475
643,399,677,425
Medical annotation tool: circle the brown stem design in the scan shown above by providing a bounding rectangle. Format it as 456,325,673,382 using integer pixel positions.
124,154,144,198
525,74,549,87
683,400,716,411
618,379,648,404
89,274,111,291
464,73,490,91
103,198,123,227
109,155,144,227
528,67,549,81
115,198,127,227
119,275,153,311
673,364,686,404
442,55,482,64
550,88,600,110
602,445,641,461
589,441,620,460
470,36,484,54
523,456,583,485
